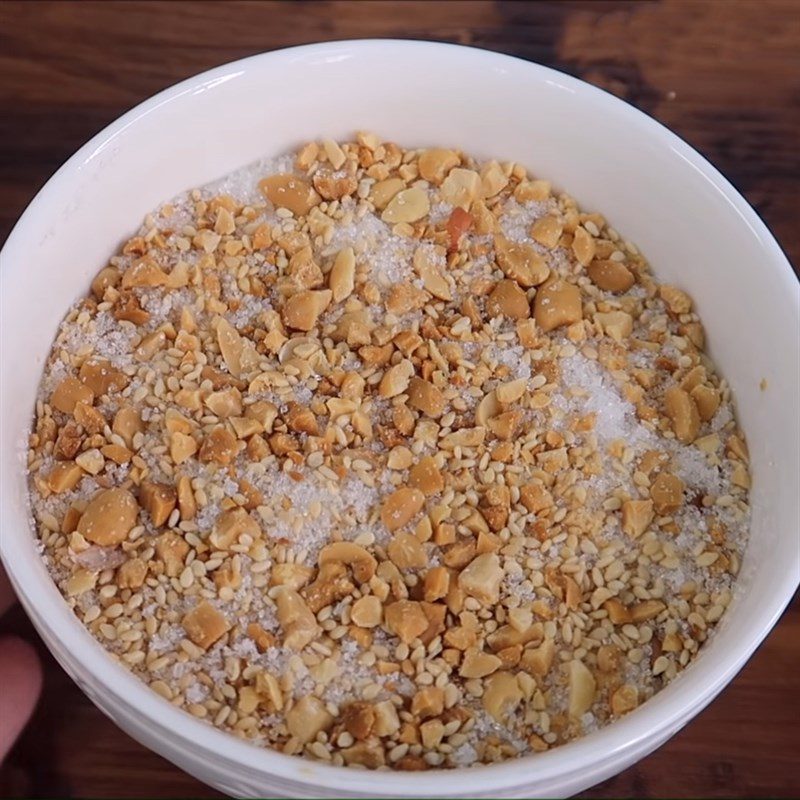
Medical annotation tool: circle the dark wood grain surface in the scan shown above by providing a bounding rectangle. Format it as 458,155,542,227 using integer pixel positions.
0,1,798,797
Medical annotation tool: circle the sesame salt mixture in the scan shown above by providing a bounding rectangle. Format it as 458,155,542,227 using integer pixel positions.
27,134,751,770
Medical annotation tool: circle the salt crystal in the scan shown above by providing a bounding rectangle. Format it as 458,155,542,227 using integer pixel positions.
203,153,296,207
485,343,532,381
499,197,554,242
450,742,478,766
248,469,383,560
428,200,453,224
184,682,209,704
558,352,655,448
323,205,415,288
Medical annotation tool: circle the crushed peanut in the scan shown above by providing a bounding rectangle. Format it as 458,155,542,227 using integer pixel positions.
27,135,750,770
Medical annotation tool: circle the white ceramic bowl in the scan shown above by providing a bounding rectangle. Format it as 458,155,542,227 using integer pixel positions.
1,40,798,798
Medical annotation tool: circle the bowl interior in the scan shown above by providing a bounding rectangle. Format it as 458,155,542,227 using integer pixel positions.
1,40,798,798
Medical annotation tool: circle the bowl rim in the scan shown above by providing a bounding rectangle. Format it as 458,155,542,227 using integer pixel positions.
1,38,798,797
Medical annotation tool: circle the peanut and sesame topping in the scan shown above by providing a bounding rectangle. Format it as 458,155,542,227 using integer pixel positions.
28,135,750,771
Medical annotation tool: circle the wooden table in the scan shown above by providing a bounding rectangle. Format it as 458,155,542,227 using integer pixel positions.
1,2,797,796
